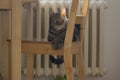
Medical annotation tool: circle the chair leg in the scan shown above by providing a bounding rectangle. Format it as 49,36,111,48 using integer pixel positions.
64,51,74,80
1,11,9,80
76,49,85,80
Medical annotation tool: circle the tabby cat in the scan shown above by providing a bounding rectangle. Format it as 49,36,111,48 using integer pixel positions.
48,8,80,65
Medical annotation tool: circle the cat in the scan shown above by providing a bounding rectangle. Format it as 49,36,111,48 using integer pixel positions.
48,8,80,65
48,8,67,49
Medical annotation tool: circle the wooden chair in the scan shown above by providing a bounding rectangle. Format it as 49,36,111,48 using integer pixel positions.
23,0,89,80
0,0,89,80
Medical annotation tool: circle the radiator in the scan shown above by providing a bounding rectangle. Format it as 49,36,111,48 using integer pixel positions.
21,0,106,77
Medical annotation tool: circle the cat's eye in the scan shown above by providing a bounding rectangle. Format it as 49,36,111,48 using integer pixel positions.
56,21,60,25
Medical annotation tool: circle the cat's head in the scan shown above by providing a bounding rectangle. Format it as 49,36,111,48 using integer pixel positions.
49,8,67,30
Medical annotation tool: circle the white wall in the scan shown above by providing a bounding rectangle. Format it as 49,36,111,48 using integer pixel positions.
103,0,120,79
88,0,120,80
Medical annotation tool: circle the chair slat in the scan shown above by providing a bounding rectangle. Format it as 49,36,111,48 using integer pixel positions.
0,0,11,9
81,0,89,17
7,40,80,55
75,15,85,24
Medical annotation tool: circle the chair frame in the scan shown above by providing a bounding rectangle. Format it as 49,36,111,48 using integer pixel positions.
0,0,89,80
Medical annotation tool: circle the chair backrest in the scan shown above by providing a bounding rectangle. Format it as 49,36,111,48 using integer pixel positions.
64,0,79,48
64,0,89,48
80,0,89,41
81,0,89,17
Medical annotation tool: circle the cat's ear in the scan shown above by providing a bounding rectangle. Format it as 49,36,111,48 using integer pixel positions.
61,8,66,17
57,8,61,14
49,8,54,16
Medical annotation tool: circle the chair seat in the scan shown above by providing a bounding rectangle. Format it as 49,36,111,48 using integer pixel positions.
21,40,80,55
